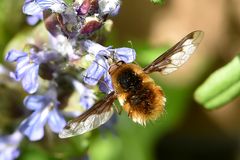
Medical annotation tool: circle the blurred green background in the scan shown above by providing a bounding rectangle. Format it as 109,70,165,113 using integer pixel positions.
0,0,240,160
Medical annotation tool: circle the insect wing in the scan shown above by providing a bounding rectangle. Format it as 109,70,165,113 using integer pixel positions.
59,92,117,138
143,30,204,74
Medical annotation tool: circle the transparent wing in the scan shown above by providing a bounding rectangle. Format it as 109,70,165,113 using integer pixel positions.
143,30,204,74
59,92,117,138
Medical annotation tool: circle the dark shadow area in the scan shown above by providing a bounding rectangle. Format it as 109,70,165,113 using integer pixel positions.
154,105,239,160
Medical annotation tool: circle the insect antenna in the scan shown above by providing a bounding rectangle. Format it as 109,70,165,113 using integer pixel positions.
128,40,134,49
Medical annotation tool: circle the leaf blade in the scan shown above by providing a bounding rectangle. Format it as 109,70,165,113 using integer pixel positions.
194,54,240,109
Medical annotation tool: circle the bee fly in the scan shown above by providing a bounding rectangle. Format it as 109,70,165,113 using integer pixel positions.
59,30,204,138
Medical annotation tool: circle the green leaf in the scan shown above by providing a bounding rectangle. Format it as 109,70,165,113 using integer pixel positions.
194,55,240,109
150,0,165,4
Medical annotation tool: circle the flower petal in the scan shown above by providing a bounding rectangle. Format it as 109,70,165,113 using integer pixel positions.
0,132,21,159
5,50,27,62
80,89,96,109
24,95,46,111
36,0,66,13
73,80,96,109
0,148,20,160
14,57,31,78
109,3,120,16
99,72,113,94
21,64,39,94
23,0,42,15
111,48,136,63
99,0,120,15
80,94,96,109
10,57,32,81
9,72,19,81
19,108,50,141
48,108,66,133
83,56,109,85
8,131,23,144
73,80,85,95
82,40,109,56
23,0,66,15
27,13,43,25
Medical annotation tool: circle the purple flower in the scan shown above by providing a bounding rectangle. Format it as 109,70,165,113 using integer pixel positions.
99,72,114,93
82,40,136,93
109,3,121,16
73,80,96,109
23,0,66,15
19,89,66,141
0,131,23,160
49,35,80,60
5,49,40,94
83,54,109,86
98,0,121,16
38,0,121,39
26,12,43,25
5,49,58,94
